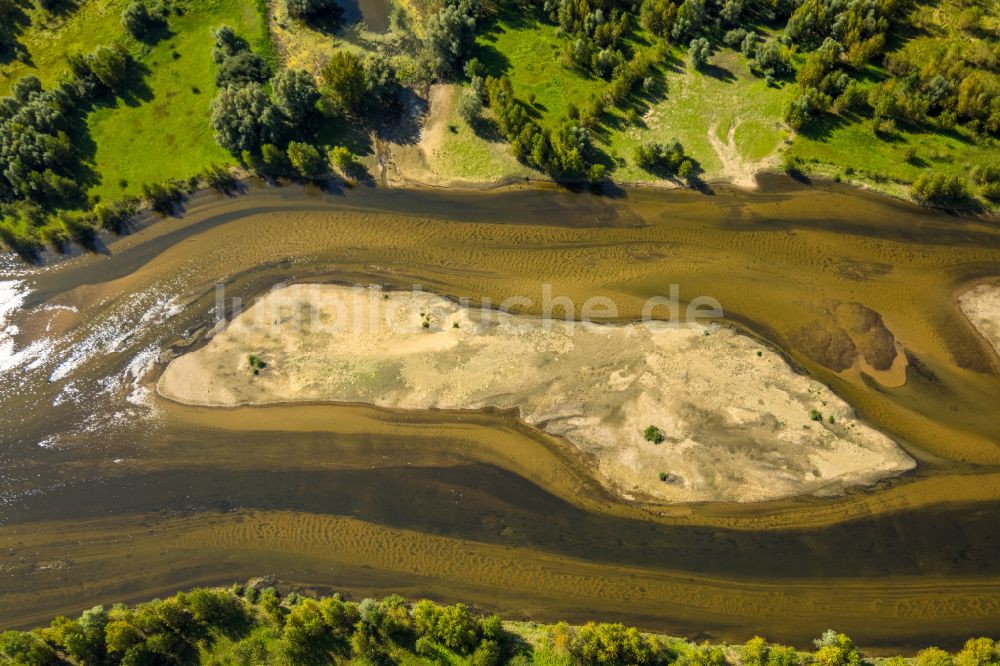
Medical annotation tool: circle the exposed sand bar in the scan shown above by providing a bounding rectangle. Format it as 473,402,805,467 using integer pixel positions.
959,281,1000,358
158,284,915,503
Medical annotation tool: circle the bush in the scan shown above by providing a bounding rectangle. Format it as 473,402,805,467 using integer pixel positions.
571,622,660,665
320,51,367,114
911,171,970,205
141,181,184,214
588,163,607,185
287,142,327,179
457,89,483,124
216,50,271,87
90,197,140,232
644,425,664,443
634,140,689,175
260,144,290,176
201,164,239,193
211,83,287,155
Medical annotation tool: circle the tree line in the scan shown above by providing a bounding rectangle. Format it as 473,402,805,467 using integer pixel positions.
2,585,999,666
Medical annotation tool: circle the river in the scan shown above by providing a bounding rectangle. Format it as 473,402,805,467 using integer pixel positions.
0,178,998,650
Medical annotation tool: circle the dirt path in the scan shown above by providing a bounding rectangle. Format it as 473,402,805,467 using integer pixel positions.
707,121,759,189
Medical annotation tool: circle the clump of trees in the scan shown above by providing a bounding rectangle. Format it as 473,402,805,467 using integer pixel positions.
485,75,595,180
0,587,513,665
634,140,694,179
0,39,148,253
320,50,401,115
2,586,1000,666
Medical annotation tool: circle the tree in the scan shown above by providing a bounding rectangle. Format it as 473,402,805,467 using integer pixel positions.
671,0,705,41
812,631,861,666
328,146,356,174
955,638,998,666
216,50,271,87
287,141,327,179
211,84,286,155
88,43,131,92
457,89,482,124
273,69,320,125
121,1,163,38
433,604,480,654
424,0,478,78
363,53,398,107
321,51,366,114
689,37,710,69
919,647,956,666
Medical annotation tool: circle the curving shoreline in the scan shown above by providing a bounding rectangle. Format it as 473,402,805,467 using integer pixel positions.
959,281,1000,361
158,283,915,504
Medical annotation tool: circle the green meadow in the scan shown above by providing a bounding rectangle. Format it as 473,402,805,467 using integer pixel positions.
0,0,269,204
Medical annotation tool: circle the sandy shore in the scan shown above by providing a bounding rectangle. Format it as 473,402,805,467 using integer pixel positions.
959,282,1000,358
158,284,914,503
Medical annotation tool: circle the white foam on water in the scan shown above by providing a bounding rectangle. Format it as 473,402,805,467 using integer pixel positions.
48,289,181,383
0,280,55,377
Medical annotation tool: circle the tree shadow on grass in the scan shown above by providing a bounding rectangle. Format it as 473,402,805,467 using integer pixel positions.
137,20,174,48
699,62,736,82
797,112,851,142
116,57,156,107
41,0,79,16
469,116,505,143
469,41,512,78
318,120,375,156
0,0,32,66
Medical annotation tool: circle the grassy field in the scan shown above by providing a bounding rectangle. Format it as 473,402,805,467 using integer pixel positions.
422,86,537,183
86,0,268,202
464,12,793,184
0,0,126,95
0,0,270,204
2,0,996,217
473,12,608,128
787,0,1000,198
443,0,998,197
602,48,792,182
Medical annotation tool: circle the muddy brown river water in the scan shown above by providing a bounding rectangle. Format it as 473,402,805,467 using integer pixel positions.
1,177,998,650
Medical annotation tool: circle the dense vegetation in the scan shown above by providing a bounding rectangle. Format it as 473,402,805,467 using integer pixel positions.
0,0,997,256
2,585,999,666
